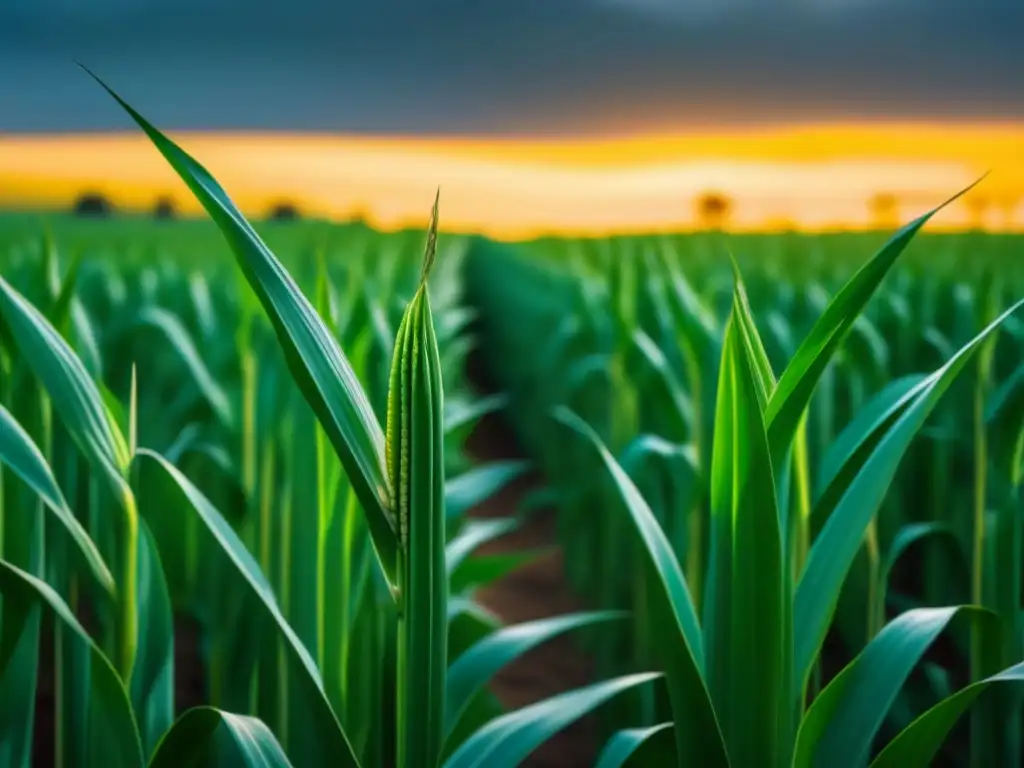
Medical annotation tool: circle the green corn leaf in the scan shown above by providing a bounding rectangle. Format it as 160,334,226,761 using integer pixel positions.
880,522,966,604
619,435,699,479
795,299,1024,690
595,723,676,768
632,330,695,434
555,407,728,767
88,70,398,592
70,296,103,378
0,275,139,677
130,520,175,759
704,308,787,766
765,182,981,462
987,362,1024,482
443,672,662,768
446,518,520,574
445,610,625,741
793,606,996,768
149,707,293,768
449,549,547,594
0,392,46,768
50,248,84,339
447,597,502,663
444,393,508,435
0,403,114,596
813,375,927,505
0,275,130,493
728,259,777,408
870,661,1024,767
134,306,234,428
386,195,448,768
445,461,531,522
0,559,143,768
134,449,360,768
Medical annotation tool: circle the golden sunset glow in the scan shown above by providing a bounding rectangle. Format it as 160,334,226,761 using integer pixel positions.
2,122,1023,238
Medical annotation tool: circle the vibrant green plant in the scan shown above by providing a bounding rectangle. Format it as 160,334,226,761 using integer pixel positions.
0,77,650,767
466,202,1024,764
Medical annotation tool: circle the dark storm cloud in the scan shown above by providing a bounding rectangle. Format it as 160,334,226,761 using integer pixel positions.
1,0,1022,134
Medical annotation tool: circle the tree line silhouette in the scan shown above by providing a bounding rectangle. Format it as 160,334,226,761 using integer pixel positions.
70,192,303,222
67,189,1019,229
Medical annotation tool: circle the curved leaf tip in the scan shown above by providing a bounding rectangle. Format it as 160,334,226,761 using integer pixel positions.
421,189,440,284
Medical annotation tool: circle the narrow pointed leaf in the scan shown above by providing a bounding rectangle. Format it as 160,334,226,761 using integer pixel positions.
555,407,728,767
445,461,530,522
871,661,1024,767
705,311,785,766
445,610,625,739
814,375,927,503
595,723,676,768
134,449,360,768
387,205,448,768
149,707,293,768
766,182,981,460
89,71,398,589
135,306,234,428
443,673,662,768
0,560,143,768
795,300,1024,687
130,520,174,759
446,518,520,575
449,549,547,595
794,606,995,768
444,393,508,435
0,275,130,491
0,403,114,596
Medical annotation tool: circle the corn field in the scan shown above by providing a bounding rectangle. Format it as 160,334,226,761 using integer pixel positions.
0,78,1023,767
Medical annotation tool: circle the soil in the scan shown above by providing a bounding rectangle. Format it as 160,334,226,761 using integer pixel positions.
463,404,597,767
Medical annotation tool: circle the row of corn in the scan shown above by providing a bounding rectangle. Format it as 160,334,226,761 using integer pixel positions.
464,212,1024,765
0,80,646,767
2,75,1023,766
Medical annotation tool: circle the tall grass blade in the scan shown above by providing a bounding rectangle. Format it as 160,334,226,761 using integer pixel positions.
134,449,360,767
0,404,114,595
0,560,143,767
795,300,1024,689
794,606,997,768
870,662,1024,767
388,198,448,767
555,408,728,766
705,307,786,766
443,673,662,768
766,182,982,461
88,71,398,591
149,707,293,768
445,611,625,740
595,723,676,768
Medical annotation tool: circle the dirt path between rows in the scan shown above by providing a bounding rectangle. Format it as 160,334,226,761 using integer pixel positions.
463,353,597,767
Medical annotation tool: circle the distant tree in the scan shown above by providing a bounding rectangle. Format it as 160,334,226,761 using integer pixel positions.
868,192,899,230
72,192,114,218
695,191,733,230
153,196,177,220
267,202,301,222
964,193,990,231
348,207,372,227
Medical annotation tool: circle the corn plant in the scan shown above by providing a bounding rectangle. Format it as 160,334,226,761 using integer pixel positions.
466,204,1024,764
0,75,659,767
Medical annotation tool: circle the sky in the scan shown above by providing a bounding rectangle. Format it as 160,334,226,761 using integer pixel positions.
2,0,1022,134
1,0,1023,235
